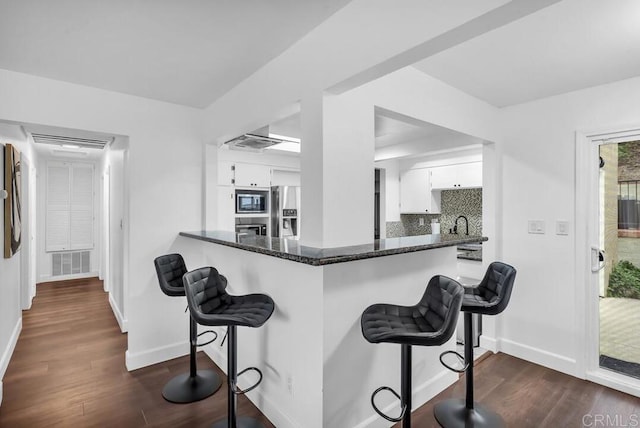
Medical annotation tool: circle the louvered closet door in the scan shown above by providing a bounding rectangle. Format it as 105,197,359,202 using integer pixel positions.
70,164,94,250
46,163,71,251
46,162,94,252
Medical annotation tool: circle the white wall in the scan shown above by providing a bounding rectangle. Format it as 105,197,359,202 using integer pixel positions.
497,75,640,376
0,69,204,371
375,159,400,222
0,122,36,405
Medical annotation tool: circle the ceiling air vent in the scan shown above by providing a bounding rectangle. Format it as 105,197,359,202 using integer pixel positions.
31,133,112,150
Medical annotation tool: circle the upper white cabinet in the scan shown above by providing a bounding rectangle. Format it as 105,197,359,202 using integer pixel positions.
233,163,271,188
430,162,482,190
218,161,235,185
400,168,440,213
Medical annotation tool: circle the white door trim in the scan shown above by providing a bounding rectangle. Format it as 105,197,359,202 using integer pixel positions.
575,125,640,397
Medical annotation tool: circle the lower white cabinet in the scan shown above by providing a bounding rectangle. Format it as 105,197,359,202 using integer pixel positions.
430,162,482,190
400,168,440,213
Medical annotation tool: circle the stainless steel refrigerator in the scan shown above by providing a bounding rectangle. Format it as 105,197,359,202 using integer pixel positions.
271,186,300,238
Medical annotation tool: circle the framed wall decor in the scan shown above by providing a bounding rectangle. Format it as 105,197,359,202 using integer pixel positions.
4,144,22,258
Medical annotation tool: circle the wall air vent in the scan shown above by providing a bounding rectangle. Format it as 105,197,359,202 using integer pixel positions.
31,133,112,150
52,251,91,276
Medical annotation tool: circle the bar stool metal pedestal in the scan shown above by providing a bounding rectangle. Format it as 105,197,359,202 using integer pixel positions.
154,254,222,403
360,275,465,428
434,262,517,428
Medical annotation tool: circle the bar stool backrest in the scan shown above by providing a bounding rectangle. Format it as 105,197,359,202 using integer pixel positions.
154,253,188,297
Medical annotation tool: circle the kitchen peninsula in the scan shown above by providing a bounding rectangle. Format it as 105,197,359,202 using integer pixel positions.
180,231,486,428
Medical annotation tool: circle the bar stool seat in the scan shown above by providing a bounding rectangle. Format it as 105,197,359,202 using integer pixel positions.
434,261,517,428
361,275,465,427
184,266,274,428
154,253,222,403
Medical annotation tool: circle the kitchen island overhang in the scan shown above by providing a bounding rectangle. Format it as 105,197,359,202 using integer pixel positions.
179,230,487,266
179,231,487,428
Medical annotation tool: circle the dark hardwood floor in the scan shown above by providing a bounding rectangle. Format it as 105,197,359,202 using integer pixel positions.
395,352,640,428
2,277,640,427
0,277,273,427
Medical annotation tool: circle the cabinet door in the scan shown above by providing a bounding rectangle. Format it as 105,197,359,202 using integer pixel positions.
400,169,432,213
234,163,271,188
217,185,236,231
457,162,482,188
217,161,235,185
431,162,482,189
430,165,458,190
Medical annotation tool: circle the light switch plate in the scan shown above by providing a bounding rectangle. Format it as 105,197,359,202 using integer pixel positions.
556,221,569,235
528,220,545,234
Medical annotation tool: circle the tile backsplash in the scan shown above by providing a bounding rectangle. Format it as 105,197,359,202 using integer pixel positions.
440,188,482,236
386,188,482,238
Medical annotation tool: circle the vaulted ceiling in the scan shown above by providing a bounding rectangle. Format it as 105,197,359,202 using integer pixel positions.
0,0,351,108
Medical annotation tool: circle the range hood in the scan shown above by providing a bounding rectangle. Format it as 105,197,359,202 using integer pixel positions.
224,126,287,151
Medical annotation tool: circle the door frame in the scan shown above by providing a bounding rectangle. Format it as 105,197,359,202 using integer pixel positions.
576,125,640,397
20,155,35,310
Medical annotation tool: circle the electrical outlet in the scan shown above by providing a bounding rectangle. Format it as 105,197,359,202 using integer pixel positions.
556,221,569,235
286,374,294,396
419,218,425,226
528,220,545,234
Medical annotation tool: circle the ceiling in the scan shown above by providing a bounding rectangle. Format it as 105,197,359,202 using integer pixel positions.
265,109,479,159
412,0,640,107
0,0,350,108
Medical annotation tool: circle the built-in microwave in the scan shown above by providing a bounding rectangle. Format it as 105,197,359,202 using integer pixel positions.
235,190,268,214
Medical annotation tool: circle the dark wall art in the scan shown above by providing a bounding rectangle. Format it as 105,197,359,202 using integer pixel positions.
4,144,22,258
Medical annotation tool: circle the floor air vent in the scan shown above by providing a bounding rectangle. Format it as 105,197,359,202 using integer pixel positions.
52,251,91,276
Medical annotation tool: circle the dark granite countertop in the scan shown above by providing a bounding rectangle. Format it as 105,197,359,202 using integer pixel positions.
180,230,488,266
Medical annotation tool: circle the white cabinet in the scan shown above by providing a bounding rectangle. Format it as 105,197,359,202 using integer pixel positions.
400,168,440,213
431,162,482,190
217,185,236,231
234,163,271,188
218,161,235,185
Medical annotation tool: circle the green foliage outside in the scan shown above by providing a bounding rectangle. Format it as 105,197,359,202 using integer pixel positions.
619,143,631,161
608,260,640,299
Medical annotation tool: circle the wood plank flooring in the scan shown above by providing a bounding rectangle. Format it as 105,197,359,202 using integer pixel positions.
0,277,274,427
3,277,640,427
396,351,640,428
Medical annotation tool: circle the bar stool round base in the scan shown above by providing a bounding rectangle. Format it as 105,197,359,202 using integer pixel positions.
162,370,222,403
211,416,266,428
434,399,505,428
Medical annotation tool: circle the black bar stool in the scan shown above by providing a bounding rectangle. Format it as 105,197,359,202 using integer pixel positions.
360,275,465,428
154,254,222,403
183,266,274,428
434,261,517,428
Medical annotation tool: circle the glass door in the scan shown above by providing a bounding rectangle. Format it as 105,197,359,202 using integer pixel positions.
597,140,640,378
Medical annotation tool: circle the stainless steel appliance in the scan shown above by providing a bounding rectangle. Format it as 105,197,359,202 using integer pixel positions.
235,189,268,214
235,224,267,236
271,186,300,238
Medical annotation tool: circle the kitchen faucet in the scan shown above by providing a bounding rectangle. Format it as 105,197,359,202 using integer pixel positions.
453,215,469,235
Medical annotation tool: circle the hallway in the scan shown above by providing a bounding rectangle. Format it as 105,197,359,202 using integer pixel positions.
0,278,272,427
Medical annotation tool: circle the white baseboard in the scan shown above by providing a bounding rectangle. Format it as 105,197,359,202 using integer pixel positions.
39,271,99,283
499,338,577,376
0,317,22,379
479,334,498,353
203,342,298,428
125,340,189,372
108,294,127,333
353,369,458,428
0,317,22,408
